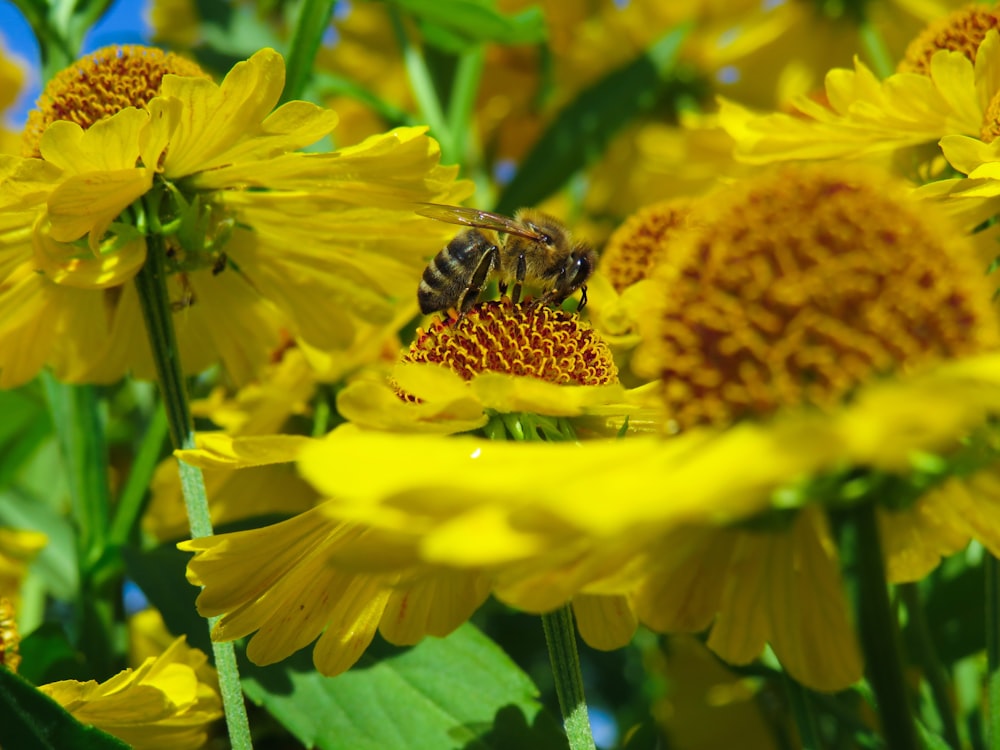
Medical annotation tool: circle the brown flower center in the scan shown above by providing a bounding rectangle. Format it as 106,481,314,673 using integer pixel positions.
898,4,1000,75
599,198,693,293
636,164,999,431
399,299,619,400
22,44,208,157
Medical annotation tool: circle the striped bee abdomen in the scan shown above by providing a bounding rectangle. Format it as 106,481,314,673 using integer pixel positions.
418,229,498,314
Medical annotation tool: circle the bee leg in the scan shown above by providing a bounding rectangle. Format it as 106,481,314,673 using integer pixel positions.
459,244,500,313
511,253,527,304
498,281,508,295
577,284,588,312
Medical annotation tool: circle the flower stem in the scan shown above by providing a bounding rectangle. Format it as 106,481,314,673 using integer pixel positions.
540,605,596,750
281,0,338,104
858,21,894,79
899,583,961,749
987,554,1000,750
783,674,823,750
847,502,918,750
389,6,454,160
133,228,253,750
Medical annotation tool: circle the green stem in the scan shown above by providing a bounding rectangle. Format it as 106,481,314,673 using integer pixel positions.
281,0,338,104
784,674,823,750
540,606,596,750
858,21,894,80
446,45,485,165
848,503,918,750
109,404,168,547
899,583,961,750
388,6,454,160
133,228,253,750
987,554,1000,750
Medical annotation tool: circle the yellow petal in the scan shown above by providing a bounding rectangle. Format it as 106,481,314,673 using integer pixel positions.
379,570,490,645
572,594,637,651
175,433,315,469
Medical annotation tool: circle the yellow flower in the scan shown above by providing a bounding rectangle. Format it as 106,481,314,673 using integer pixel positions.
0,45,468,387
39,637,222,750
221,163,1000,692
719,21,1000,168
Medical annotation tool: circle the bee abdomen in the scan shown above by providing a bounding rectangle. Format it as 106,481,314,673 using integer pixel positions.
418,230,494,314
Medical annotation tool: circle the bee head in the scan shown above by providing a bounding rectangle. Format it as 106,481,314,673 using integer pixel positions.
569,244,596,289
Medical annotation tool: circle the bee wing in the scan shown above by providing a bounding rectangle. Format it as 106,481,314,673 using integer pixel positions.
416,203,547,241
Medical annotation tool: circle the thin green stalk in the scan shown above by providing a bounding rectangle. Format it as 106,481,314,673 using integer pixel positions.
847,502,918,750
281,0,338,104
784,674,823,750
388,6,454,160
858,21,894,80
109,404,169,547
541,606,597,750
446,46,486,165
987,554,1000,750
899,583,961,750
133,226,253,750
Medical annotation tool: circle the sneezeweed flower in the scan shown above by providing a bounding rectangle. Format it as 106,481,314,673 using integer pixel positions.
39,637,222,750
625,162,1000,689
338,298,629,434
0,45,468,387
718,11,1000,171
177,298,640,674
231,162,1000,693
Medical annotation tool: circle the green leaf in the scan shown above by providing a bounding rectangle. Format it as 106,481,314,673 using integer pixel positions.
17,623,86,685
0,667,130,750
282,0,338,104
386,0,546,46
495,24,691,215
0,381,52,490
902,563,984,664
241,623,567,750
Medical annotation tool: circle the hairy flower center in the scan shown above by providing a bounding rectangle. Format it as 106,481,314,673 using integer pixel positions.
898,4,1000,75
637,164,999,431
22,44,208,157
599,198,693,292
400,299,619,398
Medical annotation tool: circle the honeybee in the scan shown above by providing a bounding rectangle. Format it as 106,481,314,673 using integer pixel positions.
416,203,596,315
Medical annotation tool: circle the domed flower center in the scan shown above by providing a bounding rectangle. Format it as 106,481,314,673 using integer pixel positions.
898,4,1000,75
23,44,208,157
638,164,999,431
401,299,619,396
599,198,693,292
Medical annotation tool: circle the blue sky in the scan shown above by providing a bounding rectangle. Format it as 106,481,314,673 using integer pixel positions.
0,0,151,126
